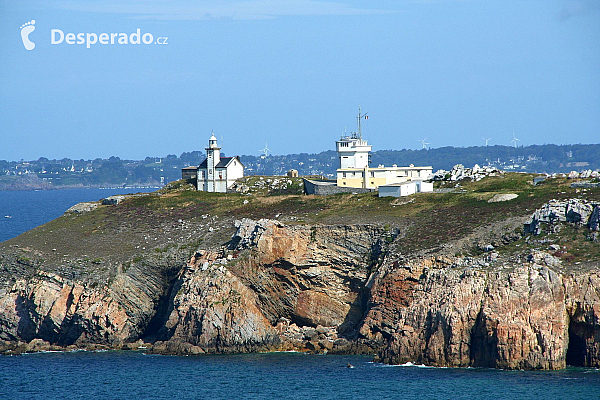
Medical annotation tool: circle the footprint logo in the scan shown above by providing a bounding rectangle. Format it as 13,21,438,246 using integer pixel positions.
20,20,36,50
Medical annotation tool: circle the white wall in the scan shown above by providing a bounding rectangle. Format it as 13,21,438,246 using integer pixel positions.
379,182,416,197
378,186,400,197
414,180,433,193
400,182,416,196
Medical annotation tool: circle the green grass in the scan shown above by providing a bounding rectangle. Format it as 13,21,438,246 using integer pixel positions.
98,175,600,255
2,174,599,271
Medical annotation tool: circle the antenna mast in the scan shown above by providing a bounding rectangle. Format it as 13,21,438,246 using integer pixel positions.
356,106,368,140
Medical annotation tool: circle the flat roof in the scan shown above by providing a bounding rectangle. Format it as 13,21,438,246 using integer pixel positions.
379,182,416,187
337,166,432,171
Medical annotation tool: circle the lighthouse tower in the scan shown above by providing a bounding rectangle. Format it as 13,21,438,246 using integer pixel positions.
205,133,221,192
335,107,372,169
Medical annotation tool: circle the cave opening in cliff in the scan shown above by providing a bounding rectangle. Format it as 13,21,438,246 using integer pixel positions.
141,267,181,342
566,322,587,367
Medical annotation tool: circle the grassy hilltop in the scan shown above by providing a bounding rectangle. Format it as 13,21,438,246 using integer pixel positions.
2,173,599,285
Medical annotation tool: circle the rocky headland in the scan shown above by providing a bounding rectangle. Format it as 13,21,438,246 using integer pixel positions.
0,175,598,369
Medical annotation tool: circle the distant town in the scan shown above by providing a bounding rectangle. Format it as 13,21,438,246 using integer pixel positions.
1,143,599,190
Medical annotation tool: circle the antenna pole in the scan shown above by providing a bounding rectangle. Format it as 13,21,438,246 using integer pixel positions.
356,106,368,140
357,106,362,140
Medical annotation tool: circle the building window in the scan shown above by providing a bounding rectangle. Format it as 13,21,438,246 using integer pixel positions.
370,172,375,177
343,172,346,178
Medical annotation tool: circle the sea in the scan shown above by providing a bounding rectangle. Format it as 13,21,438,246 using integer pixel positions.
0,352,599,400
0,189,599,399
0,188,151,243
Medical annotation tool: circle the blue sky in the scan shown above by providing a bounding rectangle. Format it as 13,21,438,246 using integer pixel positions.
1,0,599,161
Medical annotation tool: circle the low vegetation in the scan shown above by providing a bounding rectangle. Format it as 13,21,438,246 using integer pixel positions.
1,173,598,283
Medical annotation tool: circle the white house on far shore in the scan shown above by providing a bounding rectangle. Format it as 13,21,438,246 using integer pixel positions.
181,133,244,192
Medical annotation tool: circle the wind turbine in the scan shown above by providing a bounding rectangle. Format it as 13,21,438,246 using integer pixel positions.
510,133,520,148
482,137,492,146
419,138,430,149
258,142,271,158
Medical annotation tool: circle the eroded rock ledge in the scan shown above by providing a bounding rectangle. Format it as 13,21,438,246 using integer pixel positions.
363,253,600,369
0,210,598,369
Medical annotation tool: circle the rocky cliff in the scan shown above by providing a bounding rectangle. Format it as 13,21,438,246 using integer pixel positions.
0,180,599,369
362,253,600,369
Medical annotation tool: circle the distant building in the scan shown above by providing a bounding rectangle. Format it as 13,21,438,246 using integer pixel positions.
181,133,244,192
335,109,432,189
379,180,433,198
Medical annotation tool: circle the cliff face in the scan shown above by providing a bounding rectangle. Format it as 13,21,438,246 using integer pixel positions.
147,219,386,354
363,254,600,369
0,202,599,369
0,270,161,346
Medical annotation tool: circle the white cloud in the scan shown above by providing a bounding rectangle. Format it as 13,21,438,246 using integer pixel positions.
51,0,394,21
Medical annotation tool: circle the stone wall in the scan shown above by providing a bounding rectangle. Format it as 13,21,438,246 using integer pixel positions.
303,178,373,195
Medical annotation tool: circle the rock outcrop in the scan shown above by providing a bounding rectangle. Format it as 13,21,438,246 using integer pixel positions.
361,253,600,369
0,270,162,346
431,164,502,182
147,219,386,354
0,213,598,369
488,193,518,203
524,199,598,235
65,202,99,214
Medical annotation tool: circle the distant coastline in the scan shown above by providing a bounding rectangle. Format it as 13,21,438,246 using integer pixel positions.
2,143,599,190
0,181,162,191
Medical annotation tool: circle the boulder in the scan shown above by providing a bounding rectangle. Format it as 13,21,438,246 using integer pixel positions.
25,338,52,352
565,200,593,224
590,206,600,232
318,339,334,351
66,202,98,214
431,164,502,182
488,193,518,203
102,195,126,205
525,199,595,235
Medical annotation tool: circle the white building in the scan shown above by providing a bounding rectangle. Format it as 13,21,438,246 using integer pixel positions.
182,134,244,193
336,135,371,170
336,109,433,189
379,180,433,198
379,182,417,197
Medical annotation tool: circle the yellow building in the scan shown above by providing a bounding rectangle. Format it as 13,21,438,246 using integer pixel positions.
335,109,432,189
337,164,432,189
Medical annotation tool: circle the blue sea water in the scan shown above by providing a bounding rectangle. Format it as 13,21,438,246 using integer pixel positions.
0,352,598,400
0,188,153,243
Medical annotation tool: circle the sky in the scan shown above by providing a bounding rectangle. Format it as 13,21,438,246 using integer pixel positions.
0,0,599,161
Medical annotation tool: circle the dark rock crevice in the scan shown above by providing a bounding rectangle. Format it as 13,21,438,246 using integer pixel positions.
141,265,182,342
566,318,599,368
469,308,497,368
